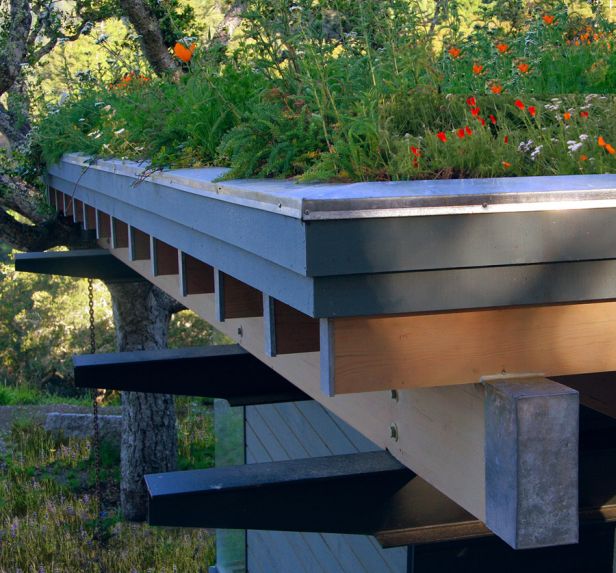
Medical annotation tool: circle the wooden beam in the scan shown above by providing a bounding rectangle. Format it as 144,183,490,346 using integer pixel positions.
129,226,151,261
73,199,84,224
14,250,143,281
215,270,263,321
63,193,74,217
179,252,214,296
103,246,580,548
321,302,616,395
151,238,179,277
73,344,310,406
554,372,616,420
264,295,320,356
84,204,96,231
96,210,111,240
146,452,414,533
52,189,62,213
111,218,129,249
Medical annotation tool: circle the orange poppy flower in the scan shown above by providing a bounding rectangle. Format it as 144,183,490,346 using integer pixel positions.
607,144,616,155
173,41,196,63
502,161,512,168
490,84,503,95
580,155,588,161
517,63,529,73
563,112,571,121
448,47,462,59
497,43,509,53
598,136,607,147
472,63,484,75
543,15,555,25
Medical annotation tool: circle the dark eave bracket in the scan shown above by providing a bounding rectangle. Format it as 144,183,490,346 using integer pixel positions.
146,451,415,535
14,249,143,281
73,344,311,406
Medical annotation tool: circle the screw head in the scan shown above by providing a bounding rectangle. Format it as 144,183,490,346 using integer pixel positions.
237,326,243,337
389,423,399,441
390,389,399,401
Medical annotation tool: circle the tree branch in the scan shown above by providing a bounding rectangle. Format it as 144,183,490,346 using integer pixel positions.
0,207,89,251
0,0,32,96
0,104,28,148
211,0,248,46
0,171,48,223
118,0,179,76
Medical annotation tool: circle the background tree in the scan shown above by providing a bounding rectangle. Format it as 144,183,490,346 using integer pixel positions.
0,0,236,520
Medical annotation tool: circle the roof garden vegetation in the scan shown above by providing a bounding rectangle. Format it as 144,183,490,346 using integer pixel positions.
34,0,616,182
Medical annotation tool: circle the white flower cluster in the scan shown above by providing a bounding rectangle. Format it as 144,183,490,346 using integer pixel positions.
567,134,589,154
518,139,542,161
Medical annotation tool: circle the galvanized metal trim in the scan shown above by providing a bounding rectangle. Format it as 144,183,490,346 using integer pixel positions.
59,154,616,221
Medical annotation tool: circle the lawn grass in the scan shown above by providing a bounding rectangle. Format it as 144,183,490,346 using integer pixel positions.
0,400,216,572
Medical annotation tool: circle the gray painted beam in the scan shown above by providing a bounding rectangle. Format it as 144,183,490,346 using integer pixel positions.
14,250,143,281
484,376,579,549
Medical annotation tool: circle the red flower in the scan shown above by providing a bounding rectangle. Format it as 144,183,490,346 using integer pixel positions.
472,63,484,75
457,128,466,139
497,43,509,54
528,106,536,117
517,63,530,74
490,84,503,95
448,47,462,59
477,117,486,126
466,96,477,107
489,114,497,124
514,99,525,110
437,131,447,143
580,111,589,118
471,107,481,116
410,146,421,157
504,135,509,144
543,14,556,25
465,126,473,136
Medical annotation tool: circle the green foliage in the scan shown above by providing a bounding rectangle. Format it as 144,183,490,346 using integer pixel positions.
0,252,115,389
0,249,225,395
33,0,616,182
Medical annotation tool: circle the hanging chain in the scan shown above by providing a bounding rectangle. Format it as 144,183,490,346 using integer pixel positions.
88,279,104,549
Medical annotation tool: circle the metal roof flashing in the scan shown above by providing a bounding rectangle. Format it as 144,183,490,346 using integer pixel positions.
58,153,616,221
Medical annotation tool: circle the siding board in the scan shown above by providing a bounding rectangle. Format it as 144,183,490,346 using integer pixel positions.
245,401,407,573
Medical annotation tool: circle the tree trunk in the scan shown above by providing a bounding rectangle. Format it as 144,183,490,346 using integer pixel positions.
106,281,178,522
